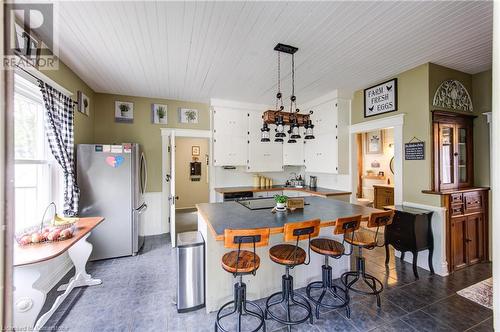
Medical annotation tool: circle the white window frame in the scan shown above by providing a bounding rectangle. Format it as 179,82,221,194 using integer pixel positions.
13,72,63,231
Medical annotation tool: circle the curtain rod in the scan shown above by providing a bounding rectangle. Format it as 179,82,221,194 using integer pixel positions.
15,64,78,105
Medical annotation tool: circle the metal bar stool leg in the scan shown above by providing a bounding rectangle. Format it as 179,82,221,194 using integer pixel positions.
306,256,351,318
341,247,383,307
216,276,265,332
265,266,312,329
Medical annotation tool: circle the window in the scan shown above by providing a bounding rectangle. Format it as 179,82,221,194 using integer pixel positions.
14,73,59,232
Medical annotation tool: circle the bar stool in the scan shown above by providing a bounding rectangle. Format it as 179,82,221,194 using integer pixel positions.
340,211,395,307
215,228,270,332
265,219,320,332
306,215,362,319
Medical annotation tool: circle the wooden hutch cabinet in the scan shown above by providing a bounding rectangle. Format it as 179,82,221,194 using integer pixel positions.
424,111,489,273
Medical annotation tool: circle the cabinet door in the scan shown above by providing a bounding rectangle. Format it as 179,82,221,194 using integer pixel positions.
450,216,468,270
247,112,283,172
466,214,484,265
213,135,247,166
305,133,338,173
313,101,337,135
213,108,248,166
437,123,456,190
456,122,473,188
283,140,304,166
213,107,248,137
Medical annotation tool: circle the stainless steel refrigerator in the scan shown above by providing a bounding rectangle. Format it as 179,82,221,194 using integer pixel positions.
77,143,148,260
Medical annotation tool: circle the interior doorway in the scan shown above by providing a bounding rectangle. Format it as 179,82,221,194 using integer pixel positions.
349,114,404,207
161,128,212,247
355,128,395,209
174,137,210,234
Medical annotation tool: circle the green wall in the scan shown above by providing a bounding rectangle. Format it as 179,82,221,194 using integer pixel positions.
352,63,491,207
93,93,210,192
471,69,492,187
352,63,439,206
39,59,210,193
40,61,95,145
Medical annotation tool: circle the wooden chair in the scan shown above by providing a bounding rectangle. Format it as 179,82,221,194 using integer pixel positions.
265,219,320,332
306,215,362,319
215,228,270,332
341,210,394,307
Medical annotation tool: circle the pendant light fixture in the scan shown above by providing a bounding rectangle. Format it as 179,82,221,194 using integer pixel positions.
304,118,315,140
261,43,315,143
260,122,270,142
274,115,286,142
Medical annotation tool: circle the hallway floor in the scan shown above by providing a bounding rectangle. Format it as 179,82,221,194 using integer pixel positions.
42,234,493,332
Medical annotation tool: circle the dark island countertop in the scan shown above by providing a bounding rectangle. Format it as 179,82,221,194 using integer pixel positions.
197,196,380,241
214,185,351,197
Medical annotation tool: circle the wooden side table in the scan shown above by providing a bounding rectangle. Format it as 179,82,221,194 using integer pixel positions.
13,217,104,330
383,206,434,279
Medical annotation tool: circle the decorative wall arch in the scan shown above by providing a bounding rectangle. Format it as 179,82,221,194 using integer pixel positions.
432,80,473,112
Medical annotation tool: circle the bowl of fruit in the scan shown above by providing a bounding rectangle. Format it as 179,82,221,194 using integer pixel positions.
15,203,79,246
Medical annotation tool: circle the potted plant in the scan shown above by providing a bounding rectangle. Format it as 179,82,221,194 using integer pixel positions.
157,106,166,120
274,194,288,210
185,109,197,123
119,103,130,117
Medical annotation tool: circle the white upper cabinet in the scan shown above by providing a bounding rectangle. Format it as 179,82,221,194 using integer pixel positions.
213,107,248,137
283,138,304,166
313,101,338,135
247,112,283,172
213,107,248,166
304,98,349,174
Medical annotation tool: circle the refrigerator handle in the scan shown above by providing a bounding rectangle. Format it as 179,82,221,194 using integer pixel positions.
140,152,148,195
136,203,148,214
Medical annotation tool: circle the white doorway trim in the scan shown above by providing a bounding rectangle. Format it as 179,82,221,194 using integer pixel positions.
160,128,212,239
349,114,405,206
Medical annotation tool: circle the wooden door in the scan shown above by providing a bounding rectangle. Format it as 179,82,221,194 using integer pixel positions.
450,216,467,270
466,214,484,265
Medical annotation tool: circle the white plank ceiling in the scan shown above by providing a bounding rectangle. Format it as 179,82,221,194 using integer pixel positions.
54,1,492,104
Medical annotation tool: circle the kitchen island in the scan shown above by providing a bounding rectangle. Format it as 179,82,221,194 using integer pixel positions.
197,196,379,312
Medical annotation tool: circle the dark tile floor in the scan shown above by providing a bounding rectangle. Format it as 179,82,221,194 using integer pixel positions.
41,234,493,332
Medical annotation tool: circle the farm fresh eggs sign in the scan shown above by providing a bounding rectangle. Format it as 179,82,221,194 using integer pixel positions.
364,78,397,117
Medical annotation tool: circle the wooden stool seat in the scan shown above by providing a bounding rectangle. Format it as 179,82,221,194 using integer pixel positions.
310,238,344,257
221,250,260,274
344,230,376,248
269,244,306,266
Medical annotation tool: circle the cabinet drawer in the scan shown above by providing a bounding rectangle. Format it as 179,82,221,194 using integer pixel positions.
451,193,463,203
450,203,464,216
464,192,483,212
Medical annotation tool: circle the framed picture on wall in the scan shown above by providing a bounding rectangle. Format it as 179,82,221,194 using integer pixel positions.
192,146,200,156
364,78,397,117
151,103,168,124
77,91,90,116
115,101,134,123
365,130,383,154
178,108,199,124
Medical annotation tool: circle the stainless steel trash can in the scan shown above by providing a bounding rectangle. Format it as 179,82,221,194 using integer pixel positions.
177,231,205,313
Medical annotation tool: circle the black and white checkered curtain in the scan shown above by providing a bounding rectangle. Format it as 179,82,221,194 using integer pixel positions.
39,81,80,216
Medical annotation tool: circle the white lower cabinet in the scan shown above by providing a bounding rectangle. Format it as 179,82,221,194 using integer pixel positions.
283,190,311,198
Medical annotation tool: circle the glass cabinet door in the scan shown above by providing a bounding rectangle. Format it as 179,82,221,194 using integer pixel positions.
440,125,454,186
457,124,471,187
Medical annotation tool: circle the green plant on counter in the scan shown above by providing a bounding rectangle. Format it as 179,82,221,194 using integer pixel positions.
274,195,288,204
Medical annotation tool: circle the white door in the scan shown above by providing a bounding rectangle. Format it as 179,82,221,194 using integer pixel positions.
169,133,177,246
